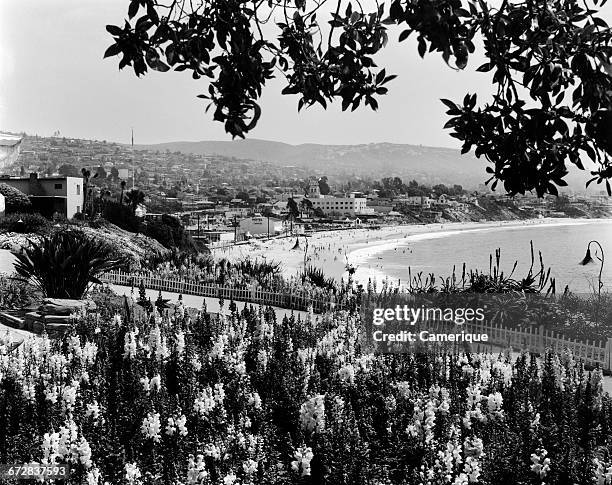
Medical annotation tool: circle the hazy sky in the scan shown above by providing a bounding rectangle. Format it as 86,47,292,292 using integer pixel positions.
2,0,609,147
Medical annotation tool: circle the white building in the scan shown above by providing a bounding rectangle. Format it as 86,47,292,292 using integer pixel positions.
135,203,147,218
239,215,284,237
2,173,82,218
0,193,5,218
187,229,235,244
399,195,431,209
306,179,370,217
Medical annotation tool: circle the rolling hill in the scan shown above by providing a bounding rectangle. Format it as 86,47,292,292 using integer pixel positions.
137,138,594,191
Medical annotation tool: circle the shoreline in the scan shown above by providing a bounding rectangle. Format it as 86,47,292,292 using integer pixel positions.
215,217,612,284
1,217,610,288
345,217,612,286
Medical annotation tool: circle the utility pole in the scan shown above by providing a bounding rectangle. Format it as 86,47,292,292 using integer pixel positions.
197,213,200,239
234,215,237,244
267,215,270,240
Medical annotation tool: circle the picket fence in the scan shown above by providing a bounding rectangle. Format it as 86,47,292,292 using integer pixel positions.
100,270,612,371
464,320,611,371
99,270,340,314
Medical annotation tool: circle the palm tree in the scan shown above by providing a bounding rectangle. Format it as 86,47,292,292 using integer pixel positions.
96,189,112,215
286,197,300,234
81,168,98,217
300,198,313,218
124,189,146,215
119,180,126,205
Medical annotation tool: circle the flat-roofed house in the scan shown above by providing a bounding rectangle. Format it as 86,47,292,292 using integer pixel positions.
305,179,372,217
239,215,284,237
2,173,82,218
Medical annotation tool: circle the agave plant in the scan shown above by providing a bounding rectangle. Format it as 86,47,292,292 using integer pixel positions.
235,257,282,286
12,229,128,299
300,265,336,291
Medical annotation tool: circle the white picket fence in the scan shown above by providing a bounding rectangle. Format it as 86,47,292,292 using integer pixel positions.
100,270,612,370
99,270,340,314
464,320,611,370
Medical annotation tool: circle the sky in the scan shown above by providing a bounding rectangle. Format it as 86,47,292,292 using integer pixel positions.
1,0,609,147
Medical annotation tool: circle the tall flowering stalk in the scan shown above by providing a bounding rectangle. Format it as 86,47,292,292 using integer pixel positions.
0,298,610,484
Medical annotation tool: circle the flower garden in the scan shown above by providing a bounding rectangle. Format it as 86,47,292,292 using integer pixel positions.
1,231,612,484
2,298,612,485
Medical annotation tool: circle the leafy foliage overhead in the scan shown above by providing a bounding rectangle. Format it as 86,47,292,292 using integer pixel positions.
106,0,612,196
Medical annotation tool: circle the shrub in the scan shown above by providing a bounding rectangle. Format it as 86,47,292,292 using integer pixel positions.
235,257,282,286
12,229,129,299
104,208,197,253
143,214,197,253
0,274,37,309
102,201,141,232
0,183,32,213
301,265,336,290
0,213,51,233
143,218,175,247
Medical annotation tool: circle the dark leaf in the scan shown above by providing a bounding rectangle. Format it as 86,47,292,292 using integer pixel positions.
399,29,410,42
103,43,122,59
418,37,426,58
106,25,123,36
476,62,493,72
440,98,458,111
128,0,140,19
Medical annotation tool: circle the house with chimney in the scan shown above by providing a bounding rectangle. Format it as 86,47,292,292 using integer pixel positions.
0,173,82,218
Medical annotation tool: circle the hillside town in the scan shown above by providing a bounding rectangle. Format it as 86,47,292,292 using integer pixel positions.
1,133,610,250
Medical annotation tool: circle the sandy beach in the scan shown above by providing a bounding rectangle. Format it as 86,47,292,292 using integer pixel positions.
214,218,612,286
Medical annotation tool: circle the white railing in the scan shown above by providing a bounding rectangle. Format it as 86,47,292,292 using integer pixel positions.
100,270,612,370
464,320,611,370
99,270,340,314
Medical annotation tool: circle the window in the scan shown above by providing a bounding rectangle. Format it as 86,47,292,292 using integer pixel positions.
76,185,80,195
76,206,80,213
54,183,63,190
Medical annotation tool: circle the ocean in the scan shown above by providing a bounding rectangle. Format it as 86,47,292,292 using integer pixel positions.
350,219,612,294
1,219,611,293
